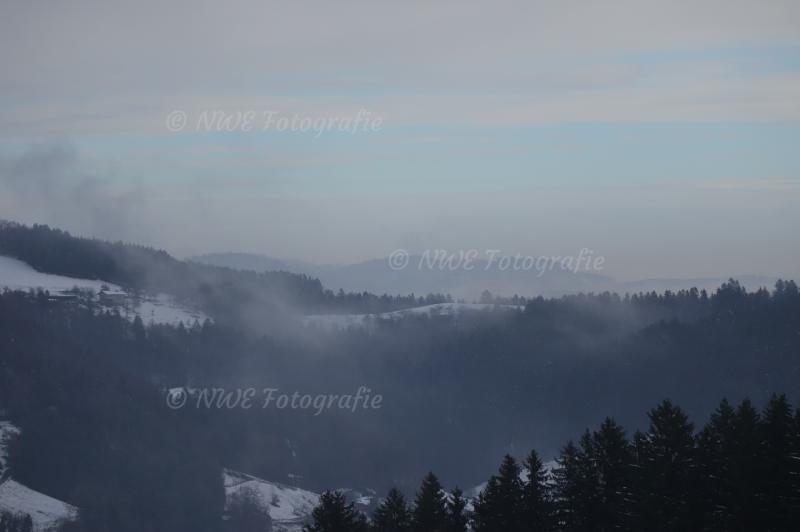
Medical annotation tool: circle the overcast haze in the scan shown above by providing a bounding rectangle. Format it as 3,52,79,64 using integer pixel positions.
1,0,798,281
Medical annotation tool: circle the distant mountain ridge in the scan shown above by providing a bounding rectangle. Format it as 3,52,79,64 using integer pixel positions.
191,252,780,300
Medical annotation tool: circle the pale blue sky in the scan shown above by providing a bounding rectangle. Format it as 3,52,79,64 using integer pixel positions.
1,0,798,279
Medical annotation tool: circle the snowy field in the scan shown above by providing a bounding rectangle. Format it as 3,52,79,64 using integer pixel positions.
224,469,320,531
303,302,523,330
0,255,209,326
0,255,119,294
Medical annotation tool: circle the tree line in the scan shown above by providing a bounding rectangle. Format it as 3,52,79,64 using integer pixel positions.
1,227,799,530
304,395,800,532
2,276,799,519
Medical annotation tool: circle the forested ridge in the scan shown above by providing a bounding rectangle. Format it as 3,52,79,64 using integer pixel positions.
0,225,799,531
0,222,450,323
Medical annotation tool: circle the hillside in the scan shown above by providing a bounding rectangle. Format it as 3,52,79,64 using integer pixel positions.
0,223,451,329
0,255,208,326
0,422,77,532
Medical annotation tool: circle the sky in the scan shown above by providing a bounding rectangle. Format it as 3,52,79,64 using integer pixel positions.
0,0,798,281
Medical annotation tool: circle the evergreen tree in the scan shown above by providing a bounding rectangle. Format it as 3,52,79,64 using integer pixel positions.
591,418,633,532
521,450,552,531
696,398,737,531
472,454,524,532
732,399,763,532
446,488,468,532
552,440,594,532
472,476,498,532
304,491,368,532
412,472,447,532
372,488,411,532
792,406,800,523
760,394,798,531
631,400,701,532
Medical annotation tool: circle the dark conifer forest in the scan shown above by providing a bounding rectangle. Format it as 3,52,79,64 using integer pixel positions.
305,395,800,532
0,224,798,531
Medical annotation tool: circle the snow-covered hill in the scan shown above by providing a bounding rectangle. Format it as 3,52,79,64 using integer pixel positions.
224,469,319,531
303,302,522,330
0,480,77,531
0,422,77,531
223,469,376,532
0,255,209,327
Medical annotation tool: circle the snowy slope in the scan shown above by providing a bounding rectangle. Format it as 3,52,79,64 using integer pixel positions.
303,303,522,330
0,255,209,326
0,422,77,531
0,480,77,531
224,469,319,531
0,255,118,294
223,469,375,531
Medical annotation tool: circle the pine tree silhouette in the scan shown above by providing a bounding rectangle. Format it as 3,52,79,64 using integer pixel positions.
760,394,797,531
591,418,633,532
553,440,594,532
372,488,412,532
631,400,701,532
521,449,553,531
446,487,468,532
304,491,368,532
412,472,447,532
472,454,524,532
697,398,738,531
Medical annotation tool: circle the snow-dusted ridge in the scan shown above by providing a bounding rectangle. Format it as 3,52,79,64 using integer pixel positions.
0,255,209,327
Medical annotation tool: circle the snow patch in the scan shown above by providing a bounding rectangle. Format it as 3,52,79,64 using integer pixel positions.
304,303,522,330
0,480,76,531
0,421,77,530
224,469,319,532
116,293,208,327
0,255,208,327
0,255,114,294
